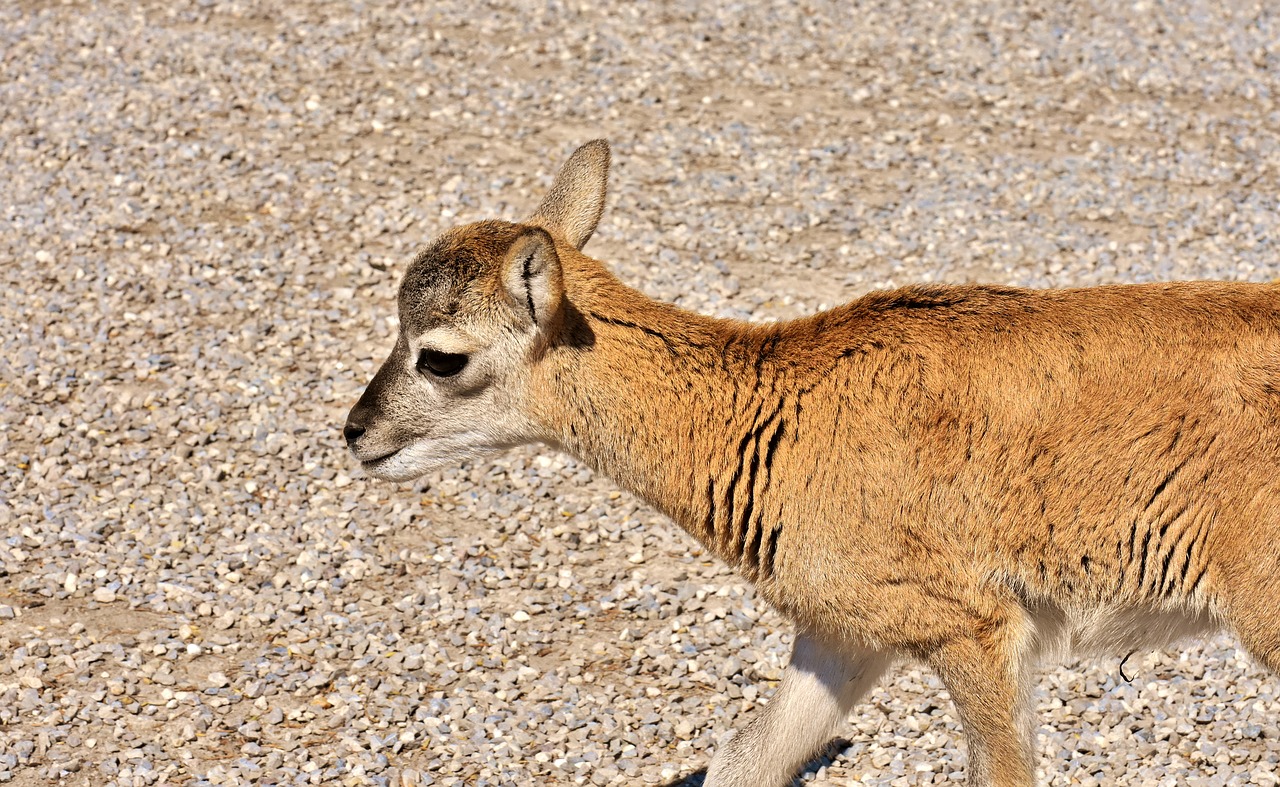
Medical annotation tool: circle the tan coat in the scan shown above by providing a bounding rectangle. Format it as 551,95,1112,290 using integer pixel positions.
346,141,1279,787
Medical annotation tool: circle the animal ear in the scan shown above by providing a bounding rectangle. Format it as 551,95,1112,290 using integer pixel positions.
501,228,564,329
528,139,610,250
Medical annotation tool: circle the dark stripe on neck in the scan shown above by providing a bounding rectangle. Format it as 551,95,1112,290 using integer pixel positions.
587,310,679,354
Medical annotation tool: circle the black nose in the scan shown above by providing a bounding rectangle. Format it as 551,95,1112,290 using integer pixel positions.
343,422,366,444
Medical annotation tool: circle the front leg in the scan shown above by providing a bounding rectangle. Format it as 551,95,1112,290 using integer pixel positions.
925,615,1038,787
704,634,889,787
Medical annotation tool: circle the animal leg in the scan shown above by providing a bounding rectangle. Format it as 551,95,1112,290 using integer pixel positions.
925,614,1039,787
704,634,889,787
1217,559,1280,674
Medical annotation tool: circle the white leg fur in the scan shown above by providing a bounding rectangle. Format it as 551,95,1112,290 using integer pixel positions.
704,635,889,787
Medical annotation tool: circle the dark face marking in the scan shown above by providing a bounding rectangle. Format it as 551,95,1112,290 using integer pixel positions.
398,220,526,335
346,340,409,438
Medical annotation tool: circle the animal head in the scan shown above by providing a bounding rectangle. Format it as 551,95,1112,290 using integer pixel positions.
343,140,610,481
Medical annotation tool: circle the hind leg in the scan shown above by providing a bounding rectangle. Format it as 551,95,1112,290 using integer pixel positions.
1233,600,1280,674
704,634,890,787
1209,489,1280,673
1219,566,1280,674
1209,519,1280,674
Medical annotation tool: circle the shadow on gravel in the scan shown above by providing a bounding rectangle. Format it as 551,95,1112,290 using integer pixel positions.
662,737,853,787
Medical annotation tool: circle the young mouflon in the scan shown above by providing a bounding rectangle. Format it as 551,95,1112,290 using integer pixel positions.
344,140,1279,787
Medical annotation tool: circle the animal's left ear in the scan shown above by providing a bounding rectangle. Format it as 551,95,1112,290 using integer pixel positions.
527,139,610,250
501,228,564,329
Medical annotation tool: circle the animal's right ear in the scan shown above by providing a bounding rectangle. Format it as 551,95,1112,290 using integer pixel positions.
528,139,610,250
501,228,564,330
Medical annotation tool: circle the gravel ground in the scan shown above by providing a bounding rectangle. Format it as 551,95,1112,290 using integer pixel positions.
3,1,1280,785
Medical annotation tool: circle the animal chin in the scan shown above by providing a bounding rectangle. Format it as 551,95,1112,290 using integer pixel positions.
359,436,483,482
359,447,421,482
358,437,453,481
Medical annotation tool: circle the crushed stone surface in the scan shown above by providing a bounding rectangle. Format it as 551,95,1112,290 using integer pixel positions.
2,1,1279,785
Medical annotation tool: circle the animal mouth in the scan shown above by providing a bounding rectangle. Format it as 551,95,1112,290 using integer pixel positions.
359,448,401,469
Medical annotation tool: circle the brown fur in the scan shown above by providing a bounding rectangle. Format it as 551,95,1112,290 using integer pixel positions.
346,142,1280,787
538,255,1280,651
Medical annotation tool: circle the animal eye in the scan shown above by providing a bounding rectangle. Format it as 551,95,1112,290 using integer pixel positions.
417,349,468,377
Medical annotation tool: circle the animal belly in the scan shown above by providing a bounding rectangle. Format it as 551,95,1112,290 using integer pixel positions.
1047,604,1220,657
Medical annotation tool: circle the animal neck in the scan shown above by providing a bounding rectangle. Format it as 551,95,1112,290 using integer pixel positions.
528,255,793,574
